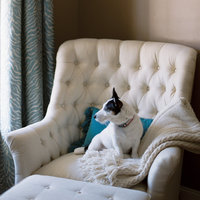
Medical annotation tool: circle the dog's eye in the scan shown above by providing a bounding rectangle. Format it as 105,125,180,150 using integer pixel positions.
104,100,121,115
104,100,114,111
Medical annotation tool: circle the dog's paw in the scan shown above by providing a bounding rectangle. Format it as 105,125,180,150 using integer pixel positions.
131,153,139,159
74,147,85,155
116,152,124,159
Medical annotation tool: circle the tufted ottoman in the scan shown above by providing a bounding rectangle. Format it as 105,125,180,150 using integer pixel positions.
0,175,151,200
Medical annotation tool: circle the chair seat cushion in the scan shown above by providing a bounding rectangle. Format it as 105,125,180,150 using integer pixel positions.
33,152,147,192
33,153,83,181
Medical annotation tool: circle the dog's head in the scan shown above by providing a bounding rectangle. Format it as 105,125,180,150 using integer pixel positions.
94,88,135,125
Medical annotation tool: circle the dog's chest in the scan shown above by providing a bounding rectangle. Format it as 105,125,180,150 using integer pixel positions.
115,127,135,151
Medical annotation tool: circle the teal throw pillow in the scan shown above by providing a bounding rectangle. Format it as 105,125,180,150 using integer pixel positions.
83,107,109,147
140,118,153,138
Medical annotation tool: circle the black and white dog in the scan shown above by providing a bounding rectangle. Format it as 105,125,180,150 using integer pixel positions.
75,88,143,158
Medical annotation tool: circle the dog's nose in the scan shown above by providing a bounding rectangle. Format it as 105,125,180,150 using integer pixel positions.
94,115,96,119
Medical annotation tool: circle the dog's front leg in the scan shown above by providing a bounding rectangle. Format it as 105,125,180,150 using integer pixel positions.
131,138,140,158
113,144,123,158
88,134,103,151
115,147,124,158
111,133,124,158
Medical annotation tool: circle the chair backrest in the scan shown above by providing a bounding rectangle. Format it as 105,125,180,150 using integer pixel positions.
46,39,197,144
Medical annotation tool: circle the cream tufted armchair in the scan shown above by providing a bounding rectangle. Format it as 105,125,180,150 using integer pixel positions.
6,39,197,200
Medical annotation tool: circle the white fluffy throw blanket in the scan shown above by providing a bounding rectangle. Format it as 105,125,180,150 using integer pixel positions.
79,98,200,188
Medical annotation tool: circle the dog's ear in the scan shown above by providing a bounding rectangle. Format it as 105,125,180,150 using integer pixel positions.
112,88,119,100
112,88,123,109
116,99,123,110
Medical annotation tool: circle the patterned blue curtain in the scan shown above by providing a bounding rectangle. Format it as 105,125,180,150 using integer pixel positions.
0,0,55,194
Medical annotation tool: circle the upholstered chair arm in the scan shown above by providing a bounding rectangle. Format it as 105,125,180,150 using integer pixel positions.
147,147,183,200
6,117,71,183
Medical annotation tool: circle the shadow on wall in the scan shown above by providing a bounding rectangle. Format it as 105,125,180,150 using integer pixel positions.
79,0,200,50
78,0,149,40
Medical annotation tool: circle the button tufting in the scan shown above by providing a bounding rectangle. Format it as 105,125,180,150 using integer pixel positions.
117,62,121,67
66,80,70,86
74,60,78,65
146,86,150,91
138,66,142,70
127,85,130,90
157,66,160,70
135,108,139,113
108,196,113,200
161,85,166,92
44,185,50,189
171,67,176,73
105,82,110,88
61,104,65,108
154,109,158,115
77,190,82,194
49,132,53,138
95,61,99,67
172,87,176,94
40,139,44,145
83,81,88,87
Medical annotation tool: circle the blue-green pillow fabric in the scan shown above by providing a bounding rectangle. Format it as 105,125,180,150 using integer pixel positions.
68,107,107,152
81,107,96,135
68,137,86,153
83,107,109,146
68,107,95,152
140,118,153,138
